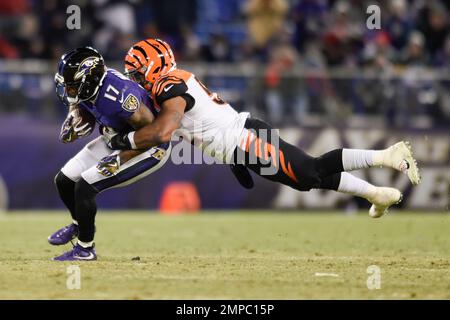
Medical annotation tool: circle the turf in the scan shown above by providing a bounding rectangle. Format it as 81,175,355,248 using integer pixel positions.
0,211,449,299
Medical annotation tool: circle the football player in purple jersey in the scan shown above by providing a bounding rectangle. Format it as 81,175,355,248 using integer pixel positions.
49,47,171,261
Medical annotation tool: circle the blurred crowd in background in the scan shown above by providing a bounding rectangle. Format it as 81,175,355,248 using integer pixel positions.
1,0,449,66
0,0,449,127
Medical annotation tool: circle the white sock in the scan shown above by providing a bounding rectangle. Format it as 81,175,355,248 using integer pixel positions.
78,240,94,248
337,172,376,199
72,220,78,225
342,148,383,171
372,149,388,167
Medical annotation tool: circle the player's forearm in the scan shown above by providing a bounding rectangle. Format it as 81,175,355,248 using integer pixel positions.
134,126,171,149
110,125,171,150
110,102,183,150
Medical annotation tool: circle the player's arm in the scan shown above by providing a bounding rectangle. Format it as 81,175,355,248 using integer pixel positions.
59,104,94,143
117,102,155,164
59,105,78,143
133,96,185,147
109,96,186,150
97,100,158,176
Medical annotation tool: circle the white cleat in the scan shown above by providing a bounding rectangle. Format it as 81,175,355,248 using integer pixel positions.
367,187,403,218
384,141,421,185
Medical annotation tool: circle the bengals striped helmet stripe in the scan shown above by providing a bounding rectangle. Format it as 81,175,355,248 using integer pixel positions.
143,40,166,72
125,60,137,69
155,39,175,64
126,47,146,67
132,45,148,60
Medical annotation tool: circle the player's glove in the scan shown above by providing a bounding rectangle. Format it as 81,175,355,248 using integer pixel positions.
59,114,77,143
101,126,134,150
72,113,94,138
109,132,134,150
101,126,115,146
59,110,94,143
96,154,121,177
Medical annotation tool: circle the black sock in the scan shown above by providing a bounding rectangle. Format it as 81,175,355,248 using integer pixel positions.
54,171,77,222
318,173,342,191
74,179,98,243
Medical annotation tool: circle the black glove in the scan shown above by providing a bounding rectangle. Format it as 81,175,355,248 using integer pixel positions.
109,133,133,150
100,126,132,150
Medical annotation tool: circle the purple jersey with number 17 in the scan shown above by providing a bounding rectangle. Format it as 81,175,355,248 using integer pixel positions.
79,68,156,134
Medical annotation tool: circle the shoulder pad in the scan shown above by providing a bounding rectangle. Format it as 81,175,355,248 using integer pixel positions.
153,76,188,106
97,70,143,117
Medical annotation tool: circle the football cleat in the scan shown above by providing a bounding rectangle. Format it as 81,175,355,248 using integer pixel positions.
52,243,97,261
48,223,79,246
367,187,403,218
384,141,421,185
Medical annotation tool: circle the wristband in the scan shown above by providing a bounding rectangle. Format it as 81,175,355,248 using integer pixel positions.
110,133,131,150
110,131,138,150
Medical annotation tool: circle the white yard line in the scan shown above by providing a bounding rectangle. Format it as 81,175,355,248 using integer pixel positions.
314,273,339,277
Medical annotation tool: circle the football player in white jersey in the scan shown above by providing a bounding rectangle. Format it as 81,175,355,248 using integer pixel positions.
105,38,421,217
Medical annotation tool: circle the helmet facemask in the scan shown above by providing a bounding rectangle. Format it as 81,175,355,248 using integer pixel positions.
55,48,106,106
54,73,80,105
124,65,152,91
55,73,104,106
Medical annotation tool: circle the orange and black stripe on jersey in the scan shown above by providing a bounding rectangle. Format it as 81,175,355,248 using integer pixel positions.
151,70,195,111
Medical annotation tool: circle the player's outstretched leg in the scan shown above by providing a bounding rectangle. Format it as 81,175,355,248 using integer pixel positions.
234,118,409,217
237,119,420,188
342,141,421,185
48,171,79,245
319,172,403,218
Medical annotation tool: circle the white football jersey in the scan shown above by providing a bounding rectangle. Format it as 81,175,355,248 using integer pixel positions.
151,69,249,163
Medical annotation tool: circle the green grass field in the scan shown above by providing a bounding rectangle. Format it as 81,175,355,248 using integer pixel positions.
0,211,449,299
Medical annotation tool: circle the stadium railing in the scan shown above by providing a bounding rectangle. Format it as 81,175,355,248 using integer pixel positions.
0,59,449,129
